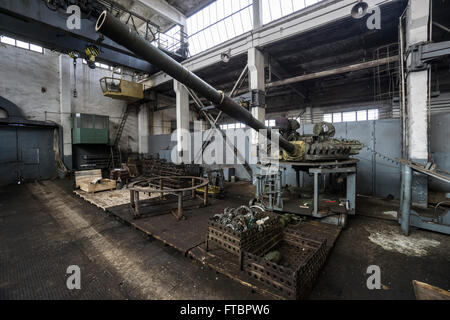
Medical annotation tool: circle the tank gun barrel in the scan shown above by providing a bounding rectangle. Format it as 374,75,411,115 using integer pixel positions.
95,11,296,155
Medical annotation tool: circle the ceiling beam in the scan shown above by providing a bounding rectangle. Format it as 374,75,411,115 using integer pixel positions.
135,0,186,27
269,55,308,101
266,56,399,88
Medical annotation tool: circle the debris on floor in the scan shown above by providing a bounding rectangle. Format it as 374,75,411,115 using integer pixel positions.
365,225,441,257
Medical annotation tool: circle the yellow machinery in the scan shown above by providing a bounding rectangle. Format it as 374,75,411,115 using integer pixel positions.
100,77,144,102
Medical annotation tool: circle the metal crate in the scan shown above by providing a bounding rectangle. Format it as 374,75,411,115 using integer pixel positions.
206,211,281,260
242,229,327,300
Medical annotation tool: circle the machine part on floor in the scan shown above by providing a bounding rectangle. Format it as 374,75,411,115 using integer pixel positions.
264,251,282,264
320,213,348,228
95,12,362,162
109,167,130,184
128,176,209,220
278,213,304,228
200,169,225,196
253,160,357,227
398,158,450,235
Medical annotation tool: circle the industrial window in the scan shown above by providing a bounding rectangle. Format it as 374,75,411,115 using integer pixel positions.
357,110,367,121
187,0,253,56
265,119,276,127
262,0,323,25
323,109,379,123
367,108,379,120
332,113,342,123
342,111,356,122
0,35,43,54
185,0,325,56
220,122,245,130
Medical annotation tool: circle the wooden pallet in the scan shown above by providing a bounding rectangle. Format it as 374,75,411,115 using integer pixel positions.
74,188,153,211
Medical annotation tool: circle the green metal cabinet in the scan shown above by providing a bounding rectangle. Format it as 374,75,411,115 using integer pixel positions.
72,113,109,145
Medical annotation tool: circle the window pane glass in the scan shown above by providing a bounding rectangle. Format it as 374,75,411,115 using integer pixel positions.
16,40,29,49
81,114,94,129
357,110,367,121
30,44,43,53
1,36,15,45
323,114,332,122
368,109,379,120
343,111,356,122
333,113,342,123
95,116,107,129
263,0,321,25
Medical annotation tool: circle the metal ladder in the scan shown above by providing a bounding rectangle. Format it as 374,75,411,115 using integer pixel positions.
113,104,131,149
107,102,133,169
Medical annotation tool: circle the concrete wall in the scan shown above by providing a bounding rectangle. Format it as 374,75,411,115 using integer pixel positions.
0,44,139,168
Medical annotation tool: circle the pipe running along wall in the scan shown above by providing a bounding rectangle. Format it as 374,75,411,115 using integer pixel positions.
95,11,296,155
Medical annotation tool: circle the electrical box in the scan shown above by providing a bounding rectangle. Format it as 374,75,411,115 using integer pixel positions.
72,113,109,145
100,77,144,102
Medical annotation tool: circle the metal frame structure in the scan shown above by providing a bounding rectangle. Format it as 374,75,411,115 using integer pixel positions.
0,0,187,73
399,158,450,235
128,176,209,220
254,159,358,226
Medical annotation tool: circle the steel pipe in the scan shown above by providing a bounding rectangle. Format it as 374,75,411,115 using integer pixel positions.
95,11,296,155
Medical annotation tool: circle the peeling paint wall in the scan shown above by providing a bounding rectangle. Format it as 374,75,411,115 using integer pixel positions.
0,44,139,164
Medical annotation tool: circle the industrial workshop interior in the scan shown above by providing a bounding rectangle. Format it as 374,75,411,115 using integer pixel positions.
0,0,449,306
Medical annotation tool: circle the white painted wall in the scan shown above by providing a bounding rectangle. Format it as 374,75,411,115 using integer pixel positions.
0,44,139,161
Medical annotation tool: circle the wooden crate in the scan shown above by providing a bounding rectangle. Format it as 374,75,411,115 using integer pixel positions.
75,169,116,193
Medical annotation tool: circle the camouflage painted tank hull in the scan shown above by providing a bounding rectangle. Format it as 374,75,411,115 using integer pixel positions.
278,120,362,162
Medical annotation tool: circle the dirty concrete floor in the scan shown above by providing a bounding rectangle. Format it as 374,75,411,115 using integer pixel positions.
0,179,266,300
0,179,449,299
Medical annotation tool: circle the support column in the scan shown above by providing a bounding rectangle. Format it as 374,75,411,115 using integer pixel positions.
138,103,150,154
406,0,430,207
174,80,190,162
152,110,164,135
253,0,263,29
59,55,72,169
248,47,266,164
305,106,313,124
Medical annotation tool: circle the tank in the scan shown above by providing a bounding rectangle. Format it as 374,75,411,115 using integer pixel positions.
275,119,362,161
95,11,361,162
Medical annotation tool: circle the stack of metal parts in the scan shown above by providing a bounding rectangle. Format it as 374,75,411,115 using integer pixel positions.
142,157,191,189
206,206,282,268
142,157,187,177
109,168,130,183
211,206,275,234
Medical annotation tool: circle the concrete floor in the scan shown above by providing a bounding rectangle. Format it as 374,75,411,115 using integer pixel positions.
0,179,449,300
